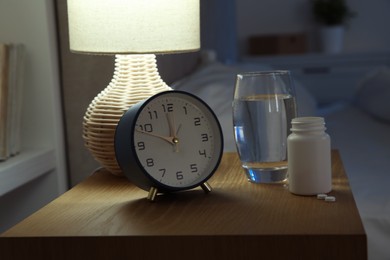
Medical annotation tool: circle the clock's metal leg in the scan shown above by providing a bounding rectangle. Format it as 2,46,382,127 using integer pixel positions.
200,182,212,193
147,187,158,202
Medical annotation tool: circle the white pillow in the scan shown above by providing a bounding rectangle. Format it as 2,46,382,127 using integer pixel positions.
355,67,390,122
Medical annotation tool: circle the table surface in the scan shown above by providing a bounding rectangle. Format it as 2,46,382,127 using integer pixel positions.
0,151,366,260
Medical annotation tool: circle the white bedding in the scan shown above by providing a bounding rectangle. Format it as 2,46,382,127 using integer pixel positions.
173,61,390,260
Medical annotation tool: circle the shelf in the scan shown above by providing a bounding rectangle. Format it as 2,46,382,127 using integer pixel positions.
0,148,56,196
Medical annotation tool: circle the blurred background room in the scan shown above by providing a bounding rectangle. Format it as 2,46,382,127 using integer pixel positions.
1,0,390,259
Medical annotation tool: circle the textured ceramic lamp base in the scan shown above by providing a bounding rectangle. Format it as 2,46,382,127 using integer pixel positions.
83,54,171,175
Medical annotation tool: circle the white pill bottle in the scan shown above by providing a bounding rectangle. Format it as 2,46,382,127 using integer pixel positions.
287,117,332,195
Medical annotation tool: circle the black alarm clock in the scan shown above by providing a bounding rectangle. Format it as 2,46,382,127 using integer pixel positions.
115,90,224,201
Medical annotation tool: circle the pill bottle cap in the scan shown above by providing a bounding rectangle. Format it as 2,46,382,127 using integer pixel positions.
291,117,326,132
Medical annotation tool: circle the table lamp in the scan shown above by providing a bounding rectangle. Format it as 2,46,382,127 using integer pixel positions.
67,0,200,175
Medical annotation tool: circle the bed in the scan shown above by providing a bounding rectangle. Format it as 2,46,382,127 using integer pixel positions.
172,56,390,260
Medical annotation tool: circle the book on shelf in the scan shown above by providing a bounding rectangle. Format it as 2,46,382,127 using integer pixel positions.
0,43,25,161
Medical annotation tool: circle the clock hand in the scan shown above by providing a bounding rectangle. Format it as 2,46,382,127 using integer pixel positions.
166,113,176,138
167,113,182,153
135,129,175,145
166,113,183,138
172,123,182,153
173,136,179,153
176,124,182,136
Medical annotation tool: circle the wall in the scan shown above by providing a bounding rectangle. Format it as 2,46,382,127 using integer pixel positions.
0,0,67,232
0,0,65,151
236,0,390,56
201,0,238,63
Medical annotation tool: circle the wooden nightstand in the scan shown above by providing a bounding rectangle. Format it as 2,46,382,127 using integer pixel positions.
0,151,366,260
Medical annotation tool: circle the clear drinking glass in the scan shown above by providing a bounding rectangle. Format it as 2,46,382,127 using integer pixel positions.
233,71,297,183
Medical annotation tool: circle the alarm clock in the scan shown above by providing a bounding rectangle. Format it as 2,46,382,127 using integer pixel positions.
114,90,224,201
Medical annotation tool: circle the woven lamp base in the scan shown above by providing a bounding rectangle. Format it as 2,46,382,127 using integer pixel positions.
83,54,171,176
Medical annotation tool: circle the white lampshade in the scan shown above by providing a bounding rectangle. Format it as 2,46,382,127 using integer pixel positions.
67,0,200,54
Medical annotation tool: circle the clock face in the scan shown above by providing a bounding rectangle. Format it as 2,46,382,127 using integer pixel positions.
132,91,223,190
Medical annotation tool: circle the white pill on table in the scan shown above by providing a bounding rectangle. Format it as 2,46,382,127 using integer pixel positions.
325,196,336,202
317,194,327,200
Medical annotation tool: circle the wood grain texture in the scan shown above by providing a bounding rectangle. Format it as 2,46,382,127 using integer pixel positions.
0,151,366,260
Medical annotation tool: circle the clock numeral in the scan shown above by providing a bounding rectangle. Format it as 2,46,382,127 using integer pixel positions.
148,110,158,120
201,133,209,142
162,103,174,113
159,168,166,178
190,164,198,173
199,149,207,158
137,141,145,150
139,124,153,133
182,106,188,115
194,117,201,126
176,171,184,180
146,158,154,167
